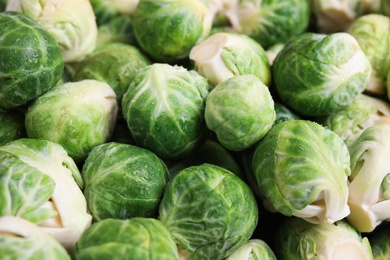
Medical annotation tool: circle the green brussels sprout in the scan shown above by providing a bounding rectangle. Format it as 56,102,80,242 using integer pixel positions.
189,32,271,87
133,0,214,62
96,15,137,47
274,217,373,260
348,14,390,97
90,0,139,26
25,80,118,162
370,223,390,259
0,216,70,260
82,142,170,221
273,32,372,116
73,43,150,103
6,0,98,62
346,121,390,233
226,239,277,260
0,110,26,146
122,63,209,160
274,102,300,125
0,11,64,111
0,138,92,250
159,163,258,260
251,120,351,224
205,75,275,151
74,218,179,260
224,0,310,49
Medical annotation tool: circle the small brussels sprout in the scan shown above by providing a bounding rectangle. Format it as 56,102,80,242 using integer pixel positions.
252,120,351,224
274,102,300,125
205,75,275,151
0,11,64,111
0,216,70,260
73,43,150,103
96,15,137,47
189,32,271,87
74,218,179,260
25,80,118,162
159,163,258,260
346,121,390,233
370,223,390,259
273,32,372,116
122,63,209,160
348,14,390,96
224,0,310,49
226,239,277,260
274,217,373,260
133,0,214,62
0,111,26,146
6,0,98,62
90,0,139,26
82,142,170,221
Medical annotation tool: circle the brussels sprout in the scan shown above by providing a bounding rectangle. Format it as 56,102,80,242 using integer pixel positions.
273,32,372,116
82,142,170,221
226,239,276,260
346,121,390,233
252,120,351,224
0,110,26,146
224,0,310,49
73,43,150,103
189,32,271,87
0,138,92,250
90,0,139,26
370,223,390,259
0,216,71,260
348,14,390,96
274,102,300,125
74,218,179,260
25,80,118,162
274,217,373,260
205,75,275,151
382,0,390,16
6,0,98,62
96,15,137,47
159,163,258,259
122,63,209,160
133,0,214,62
0,11,64,111
0,0,7,11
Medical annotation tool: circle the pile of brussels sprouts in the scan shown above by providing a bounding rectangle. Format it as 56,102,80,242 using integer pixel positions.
1,0,390,259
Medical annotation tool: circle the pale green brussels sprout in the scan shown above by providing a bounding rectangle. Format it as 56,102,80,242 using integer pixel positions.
96,15,136,47
205,75,275,151
0,138,92,250
133,0,214,62
226,239,276,260
122,63,209,160
0,111,26,146
0,11,64,111
73,43,150,103
90,0,139,25
74,218,179,260
346,121,390,233
223,0,310,49
252,120,351,224
6,0,98,62
189,32,271,87
0,216,70,260
159,163,258,260
274,217,373,260
25,80,118,162
273,32,372,116
370,223,390,260
348,14,390,97
316,94,390,141
82,142,170,221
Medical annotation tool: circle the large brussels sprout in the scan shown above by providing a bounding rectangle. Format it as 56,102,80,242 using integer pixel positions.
205,75,275,151
273,32,372,116
0,110,26,146
0,138,92,250
251,120,351,224
122,63,209,160
73,43,150,103
224,0,310,49
346,121,390,233
90,0,139,26
0,216,70,260
159,163,258,259
348,14,390,97
133,0,214,62
25,80,118,162
0,11,64,111
226,239,277,260
82,142,170,221
74,218,179,260
6,0,98,62
189,32,271,87
274,217,373,260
